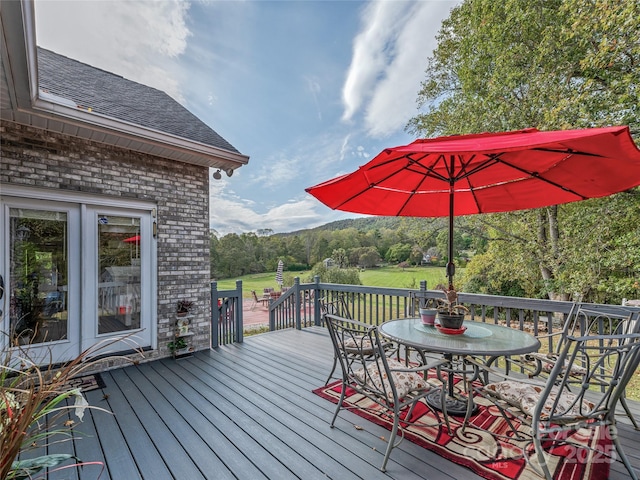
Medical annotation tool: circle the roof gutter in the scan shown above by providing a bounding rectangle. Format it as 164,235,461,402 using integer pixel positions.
30,91,250,166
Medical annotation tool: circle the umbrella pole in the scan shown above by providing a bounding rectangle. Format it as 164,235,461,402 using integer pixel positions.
447,184,455,288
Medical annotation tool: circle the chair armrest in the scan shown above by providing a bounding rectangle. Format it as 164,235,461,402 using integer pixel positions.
534,331,564,341
388,357,449,375
464,355,546,388
479,352,546,379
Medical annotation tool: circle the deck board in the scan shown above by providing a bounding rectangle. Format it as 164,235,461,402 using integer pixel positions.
108,368,208,479
45,326,640,479
123,364,240,479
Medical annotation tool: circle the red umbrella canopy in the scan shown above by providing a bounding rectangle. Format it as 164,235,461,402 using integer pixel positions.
306,126,640,287
123,235,140,244
306,126,640,217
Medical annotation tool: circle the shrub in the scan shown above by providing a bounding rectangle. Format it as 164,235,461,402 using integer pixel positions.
307,263,362,285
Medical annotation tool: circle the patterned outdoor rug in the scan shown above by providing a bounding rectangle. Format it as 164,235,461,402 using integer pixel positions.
313,378,611,480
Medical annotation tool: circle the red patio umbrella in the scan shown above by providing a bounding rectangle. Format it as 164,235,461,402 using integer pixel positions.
123,235,140,244
306,126,640,287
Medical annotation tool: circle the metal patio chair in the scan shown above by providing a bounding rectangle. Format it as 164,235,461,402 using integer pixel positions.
486,302,640,429
469,331,640,480
324,314,445,472
320,294,398,385
319,294,354,385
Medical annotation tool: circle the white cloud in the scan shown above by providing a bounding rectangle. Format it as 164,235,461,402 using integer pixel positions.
342,1,458,137
208,126,375,235
339,134,351,161
210,182,344,235
304,75,323,121
249,155,302,190
242,128,365,195
34,0,190,102
341,1,409,124
355,145,369,158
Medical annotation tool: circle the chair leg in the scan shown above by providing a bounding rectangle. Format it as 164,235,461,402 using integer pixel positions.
381,408,401,472
612,423,640,480
324,355,338,385
532,435,553,480
330,380,346,428
620,396,640,430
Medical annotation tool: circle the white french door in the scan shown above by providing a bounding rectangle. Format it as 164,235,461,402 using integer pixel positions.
1,193,156,364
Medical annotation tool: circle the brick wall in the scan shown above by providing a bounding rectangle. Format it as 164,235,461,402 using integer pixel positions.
0,120,212,361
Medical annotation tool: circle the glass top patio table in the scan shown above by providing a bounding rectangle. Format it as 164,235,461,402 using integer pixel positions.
380,318,541,420
379,318,540,357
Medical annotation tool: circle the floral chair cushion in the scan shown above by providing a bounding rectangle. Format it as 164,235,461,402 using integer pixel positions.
485,380,595,420
344,335,374,352
523,352,588,375
355,358,430,402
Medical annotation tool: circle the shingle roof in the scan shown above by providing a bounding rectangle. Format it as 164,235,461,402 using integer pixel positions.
37,47,240,154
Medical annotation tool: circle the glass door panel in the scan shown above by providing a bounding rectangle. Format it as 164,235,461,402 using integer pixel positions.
9,208,69,346
2,195,154,363
97,215,141,334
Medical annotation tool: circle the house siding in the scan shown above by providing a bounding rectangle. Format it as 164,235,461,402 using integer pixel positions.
0,120,212,362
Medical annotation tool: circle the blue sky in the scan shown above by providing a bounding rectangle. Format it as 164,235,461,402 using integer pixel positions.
35,0,459,235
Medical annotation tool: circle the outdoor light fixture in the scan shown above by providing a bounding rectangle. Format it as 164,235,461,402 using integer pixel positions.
226,168,234,177
213,169,222,180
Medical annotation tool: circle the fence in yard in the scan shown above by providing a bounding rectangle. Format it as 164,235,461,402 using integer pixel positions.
212,277,639,350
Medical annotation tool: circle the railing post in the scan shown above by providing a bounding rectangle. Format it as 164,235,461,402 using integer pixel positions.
235,280,243,343
314,275,321,326
294,277,301,330
269,298,275,331
211,281,219,348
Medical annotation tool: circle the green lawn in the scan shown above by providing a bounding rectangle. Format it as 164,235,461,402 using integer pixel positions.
360,266,448,290
214,265,449,298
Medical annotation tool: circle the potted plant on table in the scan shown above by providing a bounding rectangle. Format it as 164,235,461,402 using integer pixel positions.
436,284,469,330
418,297,438,326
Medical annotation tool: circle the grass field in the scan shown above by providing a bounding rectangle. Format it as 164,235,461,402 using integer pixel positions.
213,265,449,297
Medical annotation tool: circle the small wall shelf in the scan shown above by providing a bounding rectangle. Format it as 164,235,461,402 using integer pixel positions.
171,314,195,358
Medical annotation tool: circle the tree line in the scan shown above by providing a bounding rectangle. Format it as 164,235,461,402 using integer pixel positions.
210,217,463,278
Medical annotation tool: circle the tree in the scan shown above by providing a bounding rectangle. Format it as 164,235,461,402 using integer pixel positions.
409,245,424,266
408,0,639,137
435,229,467,265
331,248,349,268
359,247,382,268
210,233,221,278
311,235,331,264
408,0,640,302
385,243,412,263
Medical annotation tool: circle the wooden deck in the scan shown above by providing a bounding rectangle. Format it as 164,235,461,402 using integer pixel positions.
53,326,639,479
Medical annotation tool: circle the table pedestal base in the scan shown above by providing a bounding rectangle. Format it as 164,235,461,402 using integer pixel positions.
425,388,477,417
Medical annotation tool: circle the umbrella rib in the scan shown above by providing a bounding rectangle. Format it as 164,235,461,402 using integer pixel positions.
332,159,413,210
532,147,606,157
401,154,449,182
454,154,498,182
496,156,589,200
